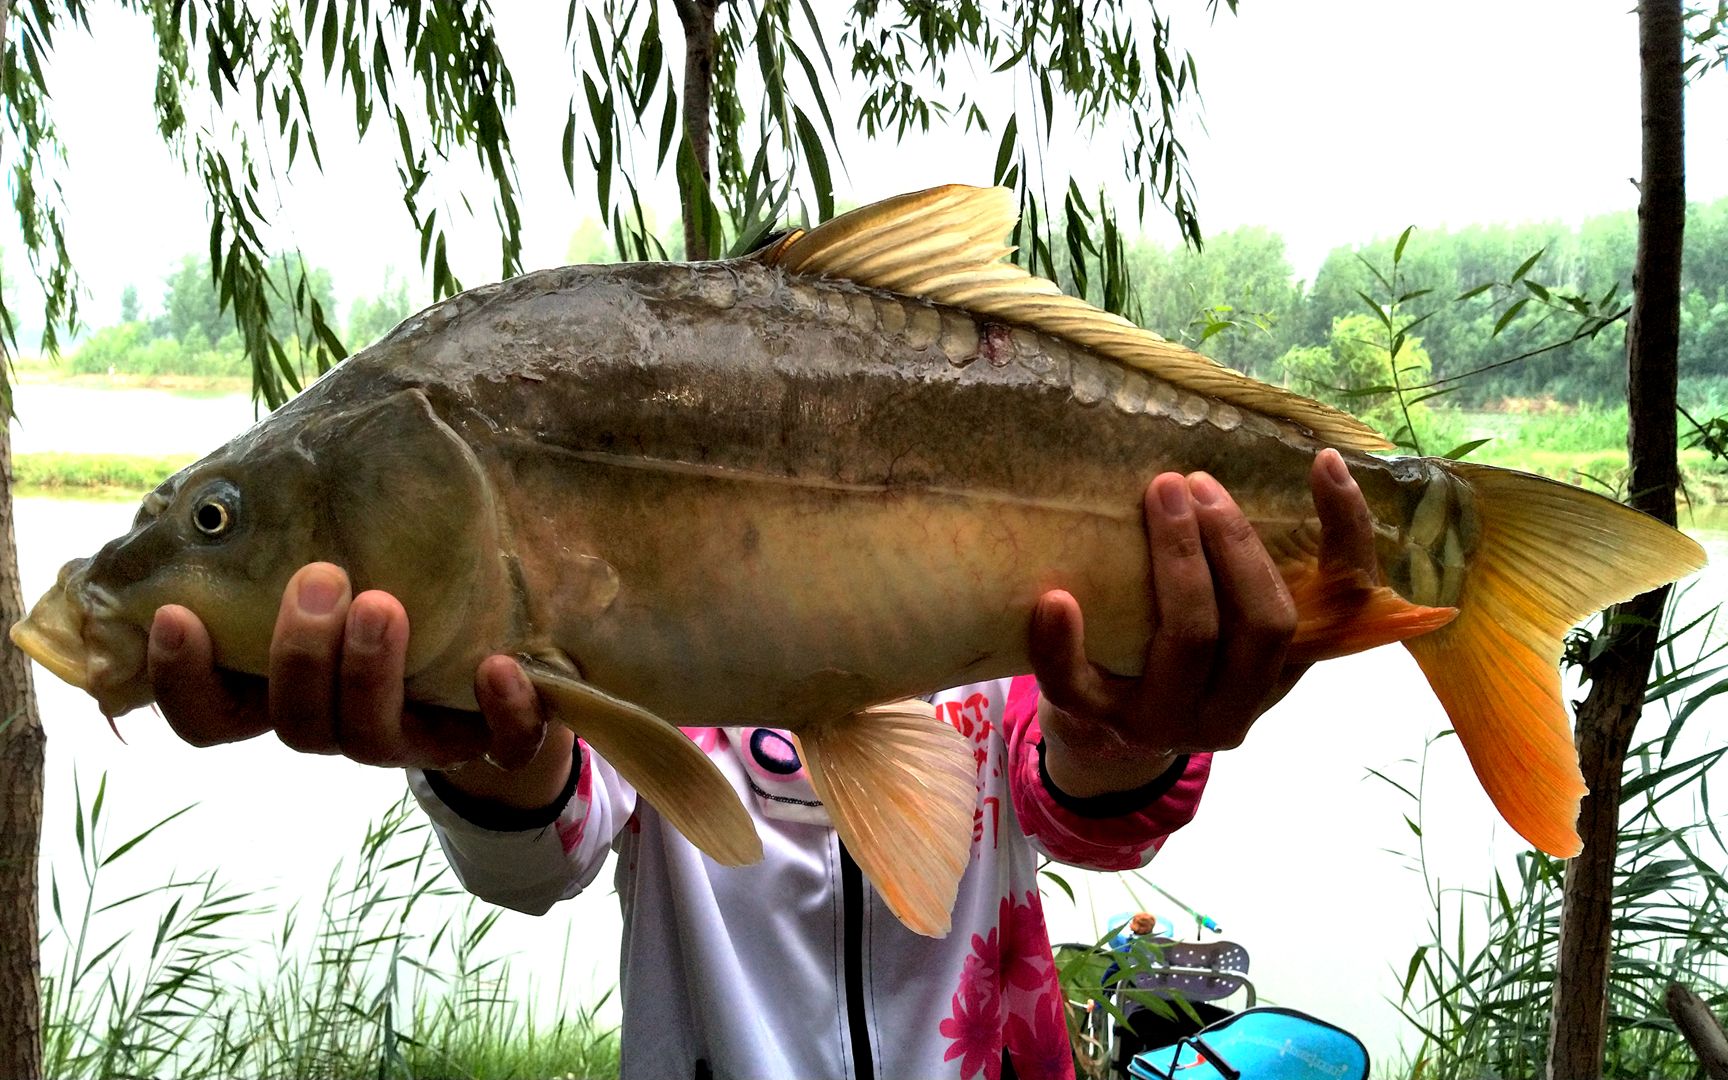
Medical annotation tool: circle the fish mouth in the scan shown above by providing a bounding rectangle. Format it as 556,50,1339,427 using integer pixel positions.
10,560,153,717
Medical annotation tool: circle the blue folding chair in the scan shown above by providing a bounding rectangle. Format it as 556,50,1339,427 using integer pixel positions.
1126,1007,1369,1080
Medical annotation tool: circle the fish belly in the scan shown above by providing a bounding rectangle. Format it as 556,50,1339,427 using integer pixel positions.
502,452,1158,728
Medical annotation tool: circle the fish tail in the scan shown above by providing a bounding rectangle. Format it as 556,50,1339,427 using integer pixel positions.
1403,462,1706,857
795,699,976,938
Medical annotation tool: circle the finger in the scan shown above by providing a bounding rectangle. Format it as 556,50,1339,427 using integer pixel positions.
1313,449,1379,580
1190,472,1297,744
335,591,411,766
1140,473,1219,700
1028,590,1118,719
148,605,270,747
474,656,549,771
1262,660,1314,714
270,563,351,755
397,703,493,770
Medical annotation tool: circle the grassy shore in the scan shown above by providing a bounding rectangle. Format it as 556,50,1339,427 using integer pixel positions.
13,452,194,497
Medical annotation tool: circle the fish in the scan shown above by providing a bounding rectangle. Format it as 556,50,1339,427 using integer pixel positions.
9,185,1707,938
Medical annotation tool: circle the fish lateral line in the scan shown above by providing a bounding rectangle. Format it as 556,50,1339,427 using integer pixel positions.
513,441,1142,521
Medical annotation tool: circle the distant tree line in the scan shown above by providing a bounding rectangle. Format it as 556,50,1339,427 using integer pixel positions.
69,256,411,379
1115,196,1728,417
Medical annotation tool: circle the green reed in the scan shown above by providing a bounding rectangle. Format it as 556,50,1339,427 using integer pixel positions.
41,786,619,1080
1392,590,1728,1079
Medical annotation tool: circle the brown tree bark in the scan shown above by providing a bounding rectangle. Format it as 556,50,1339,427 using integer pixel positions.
1666,982,1728,1079
0,3,47,1071
1546,3,1685,1077
672,0,720,260
0,433,46,1076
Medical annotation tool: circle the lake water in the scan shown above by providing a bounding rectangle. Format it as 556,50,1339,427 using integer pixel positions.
12,382,1727,1068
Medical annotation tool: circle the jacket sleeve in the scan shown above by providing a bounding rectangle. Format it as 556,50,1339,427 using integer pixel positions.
406,739,637,915
1001,674,1212,872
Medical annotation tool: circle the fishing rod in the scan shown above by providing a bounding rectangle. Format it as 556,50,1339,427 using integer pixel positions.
1143,879,1221,937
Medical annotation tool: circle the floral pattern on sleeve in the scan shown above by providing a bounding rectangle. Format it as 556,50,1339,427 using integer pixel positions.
940,888,1072,1080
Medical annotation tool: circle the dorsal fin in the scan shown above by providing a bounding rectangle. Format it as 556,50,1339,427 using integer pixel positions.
755,185,1392,452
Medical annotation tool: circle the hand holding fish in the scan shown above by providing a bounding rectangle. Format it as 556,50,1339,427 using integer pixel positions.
146,575,577,811
1033,449,1374,799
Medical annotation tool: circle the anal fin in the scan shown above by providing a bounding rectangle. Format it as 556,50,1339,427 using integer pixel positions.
520,658,763,867
1284,564,1458,665
794,699,976,938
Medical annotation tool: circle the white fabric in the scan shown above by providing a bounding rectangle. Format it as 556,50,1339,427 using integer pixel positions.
408,679,1169,1080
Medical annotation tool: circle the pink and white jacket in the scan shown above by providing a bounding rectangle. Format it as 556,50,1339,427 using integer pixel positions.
408,675,1210,1080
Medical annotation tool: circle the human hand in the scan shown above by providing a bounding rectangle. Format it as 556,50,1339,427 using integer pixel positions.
1029,448,1377,798
147,562,575,809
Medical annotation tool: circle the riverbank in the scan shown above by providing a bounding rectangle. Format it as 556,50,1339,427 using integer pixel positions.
13,452,195,498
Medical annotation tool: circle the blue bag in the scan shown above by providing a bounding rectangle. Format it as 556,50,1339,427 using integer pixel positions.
1126,1006,1368,1080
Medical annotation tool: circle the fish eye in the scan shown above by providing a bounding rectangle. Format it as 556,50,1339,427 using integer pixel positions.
189,484,240,539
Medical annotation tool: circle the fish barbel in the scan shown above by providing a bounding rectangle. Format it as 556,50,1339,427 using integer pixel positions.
10,186,1706,937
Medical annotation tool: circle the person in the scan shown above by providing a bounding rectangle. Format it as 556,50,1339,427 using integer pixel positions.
146,451,1378,1080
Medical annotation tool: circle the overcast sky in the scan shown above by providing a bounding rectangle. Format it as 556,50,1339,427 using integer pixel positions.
4,1,1725,335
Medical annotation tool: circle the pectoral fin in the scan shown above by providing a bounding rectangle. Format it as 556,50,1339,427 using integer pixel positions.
519,659,763,866
795,699,977,938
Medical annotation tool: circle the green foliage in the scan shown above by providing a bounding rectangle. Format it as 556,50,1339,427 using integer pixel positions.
1299,216,1634,408
1686,1,1728,80
347,271,414,350
3,1,1238,413
42,786,620,1079
1279,314,1435,440
1088,199,1728,425
159,255,226,351
1,0,530,409
1392,599,1728,1079
61,252,377,378
1118,226,1301,378
576,0,1232,311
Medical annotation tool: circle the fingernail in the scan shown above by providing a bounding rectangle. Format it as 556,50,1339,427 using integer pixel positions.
1188,472,1225,507
297,571,341,616
1322,450,1351,486
152,611,185,656
1156,477,1189,517
347,604,385,652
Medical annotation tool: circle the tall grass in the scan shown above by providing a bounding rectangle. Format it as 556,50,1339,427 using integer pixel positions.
1391,593,1728,1078
42,785,619,1080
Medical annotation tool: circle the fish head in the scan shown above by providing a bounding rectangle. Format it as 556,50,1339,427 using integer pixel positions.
11,441,324,717
11,387,500,718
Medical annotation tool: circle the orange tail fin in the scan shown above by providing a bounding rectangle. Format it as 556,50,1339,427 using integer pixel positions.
1403,463,1706,858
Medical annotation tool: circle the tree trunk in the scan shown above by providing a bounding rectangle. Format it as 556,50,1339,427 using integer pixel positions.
0,438,46,1075
672,0,719,260
1666,982,1728,1079
0,2,47,1070
1546,3,1685,1077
